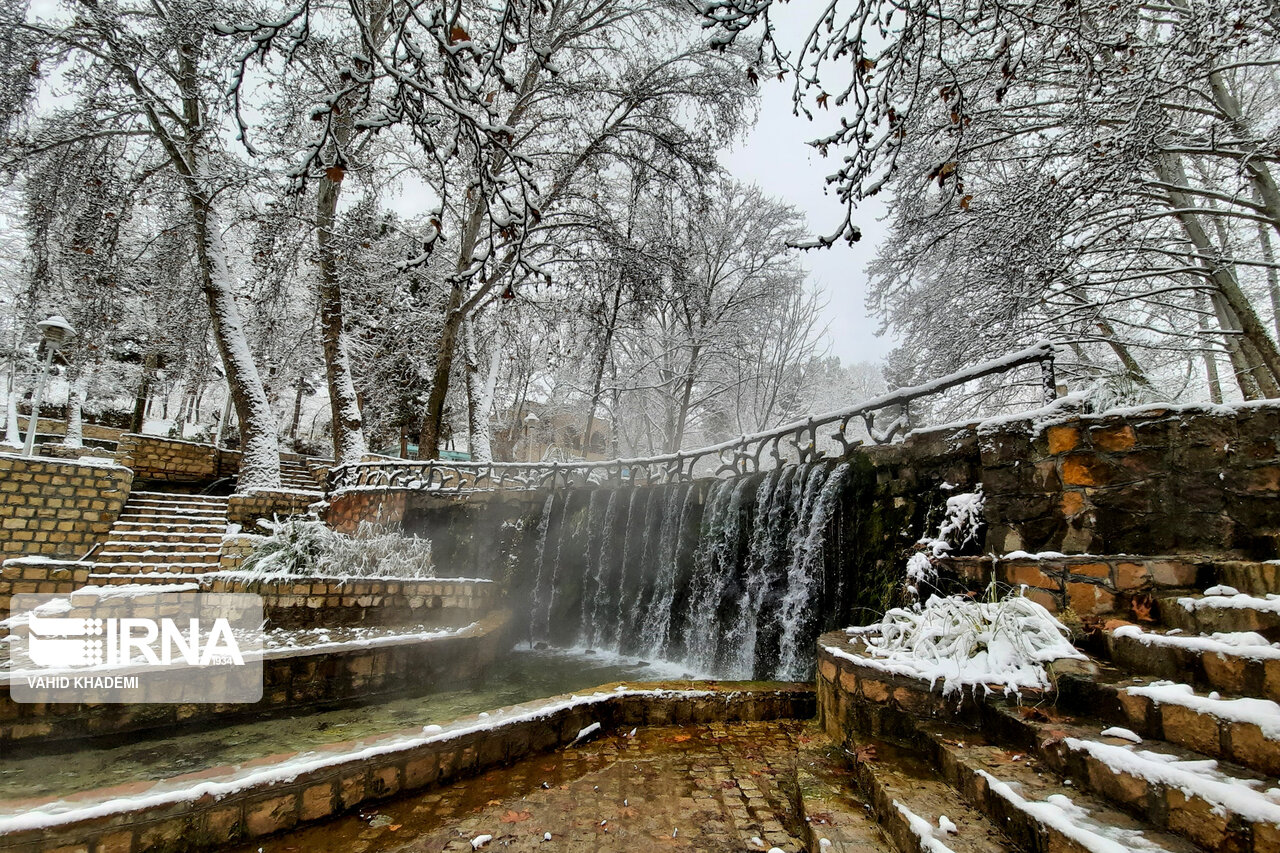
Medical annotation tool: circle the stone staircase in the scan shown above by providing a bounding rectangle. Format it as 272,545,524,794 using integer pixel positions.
278,454,324,492
88,490,228,581
807,555,1280,853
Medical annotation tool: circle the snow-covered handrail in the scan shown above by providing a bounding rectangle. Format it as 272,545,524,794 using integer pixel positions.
329,342,1057,493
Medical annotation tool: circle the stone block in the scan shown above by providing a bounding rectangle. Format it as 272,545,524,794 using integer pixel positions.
1046,425,1081,455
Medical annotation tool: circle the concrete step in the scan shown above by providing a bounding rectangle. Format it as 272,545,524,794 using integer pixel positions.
1104,622,1280,704
88,571,217,584
848,735,1013,853
992,701,1280,852
1159,590,1280,638
916,720,1201,853
1058,663,1280,777
793,732,896,852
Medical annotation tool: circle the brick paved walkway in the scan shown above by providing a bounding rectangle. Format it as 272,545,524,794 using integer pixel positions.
233,721,807,852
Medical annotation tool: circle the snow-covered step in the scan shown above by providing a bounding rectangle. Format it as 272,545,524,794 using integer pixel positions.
1159,590,1280,637
849,733,1013,853
104,531,224,545
1105,623,1280,704
87,571,217,585
110,521,226,534
95,550,221,564
1057,664,1280,777
1058,735,1280,851
89,561,220,575
917,720,1199,853
115,513,229,526
129,490,228,504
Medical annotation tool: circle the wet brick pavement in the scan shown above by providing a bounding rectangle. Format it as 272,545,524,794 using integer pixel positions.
233,720,807,852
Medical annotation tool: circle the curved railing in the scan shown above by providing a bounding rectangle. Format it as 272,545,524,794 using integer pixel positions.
329,342,1058,493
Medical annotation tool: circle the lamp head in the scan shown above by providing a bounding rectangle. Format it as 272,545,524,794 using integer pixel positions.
36,315,75,349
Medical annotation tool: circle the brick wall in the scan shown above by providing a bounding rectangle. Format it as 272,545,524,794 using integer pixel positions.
979,403,1280,558
0,454,132,558
117,434,219,482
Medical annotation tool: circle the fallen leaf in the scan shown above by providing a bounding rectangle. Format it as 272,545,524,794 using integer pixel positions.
501,810,533,823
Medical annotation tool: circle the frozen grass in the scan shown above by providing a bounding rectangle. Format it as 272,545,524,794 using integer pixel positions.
861,588,1085,697
237,519,434,580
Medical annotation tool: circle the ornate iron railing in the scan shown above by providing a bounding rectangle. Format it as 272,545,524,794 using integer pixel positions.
328,342,1058,494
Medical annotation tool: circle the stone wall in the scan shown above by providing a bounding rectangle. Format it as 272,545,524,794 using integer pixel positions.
227,489,321,530
979,403,1280,558
117,434,219,483
0,682,813,853
0,454,131,558
325,488,410,534
0,557,92,611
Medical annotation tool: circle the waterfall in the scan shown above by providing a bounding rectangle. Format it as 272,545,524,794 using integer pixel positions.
774,462,852,679
525,460,862,678
528,492,557,641
579,488,619,648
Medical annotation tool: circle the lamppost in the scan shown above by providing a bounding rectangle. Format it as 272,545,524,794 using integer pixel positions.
523,411,540,463
21,315,75,457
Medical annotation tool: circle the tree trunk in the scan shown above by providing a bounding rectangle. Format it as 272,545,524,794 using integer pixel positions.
669,345,701,453
62,369,87,448
465,317,502,463
1197,305,1224,403
1158,155,1280,394
130,352,155,434
583,283,624,459
189,193,281,488
315,170,368,466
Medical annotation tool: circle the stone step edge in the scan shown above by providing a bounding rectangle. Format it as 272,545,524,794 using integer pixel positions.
792,735,894,852
1103,623,1280,704
846,738,1012,853
983,697,1280,851
0,683,815,853
1056,667,1280,777
815,641,1194,853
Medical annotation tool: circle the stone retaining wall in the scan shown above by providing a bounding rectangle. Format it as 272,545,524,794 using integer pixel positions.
0,682,814,853
227,489,321,530
117,434,219,483
0,454,131,558
0,558,92,610
0,609,514,747
324,488,410,534
979,402,1280,558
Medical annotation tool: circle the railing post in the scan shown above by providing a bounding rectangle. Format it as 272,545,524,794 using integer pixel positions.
1041,354,1058,406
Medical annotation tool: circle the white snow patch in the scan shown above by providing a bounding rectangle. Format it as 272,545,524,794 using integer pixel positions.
572,722,601,744
1100,727,1143,743
892,800,956,852
1178,593,1280,614
1112,625,1280,661
471,834,492,848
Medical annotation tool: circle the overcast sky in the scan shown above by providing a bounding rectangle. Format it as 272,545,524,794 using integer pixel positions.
721,1,898,366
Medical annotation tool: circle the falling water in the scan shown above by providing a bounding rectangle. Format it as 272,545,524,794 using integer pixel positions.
525,461,863,679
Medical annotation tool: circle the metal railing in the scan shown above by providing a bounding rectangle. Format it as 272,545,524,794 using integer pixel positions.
328,342,1057,494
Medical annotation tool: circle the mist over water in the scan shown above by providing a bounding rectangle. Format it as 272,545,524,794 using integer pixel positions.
524,461,861,680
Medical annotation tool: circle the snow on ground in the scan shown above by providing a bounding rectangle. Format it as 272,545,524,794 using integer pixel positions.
1177,592,1280,614
1100,727,1143,743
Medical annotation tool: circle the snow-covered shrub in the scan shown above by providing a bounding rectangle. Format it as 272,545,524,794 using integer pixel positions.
906,485,985,598
1081,373,1167,413
863,588,1085,697
238,519,434,579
